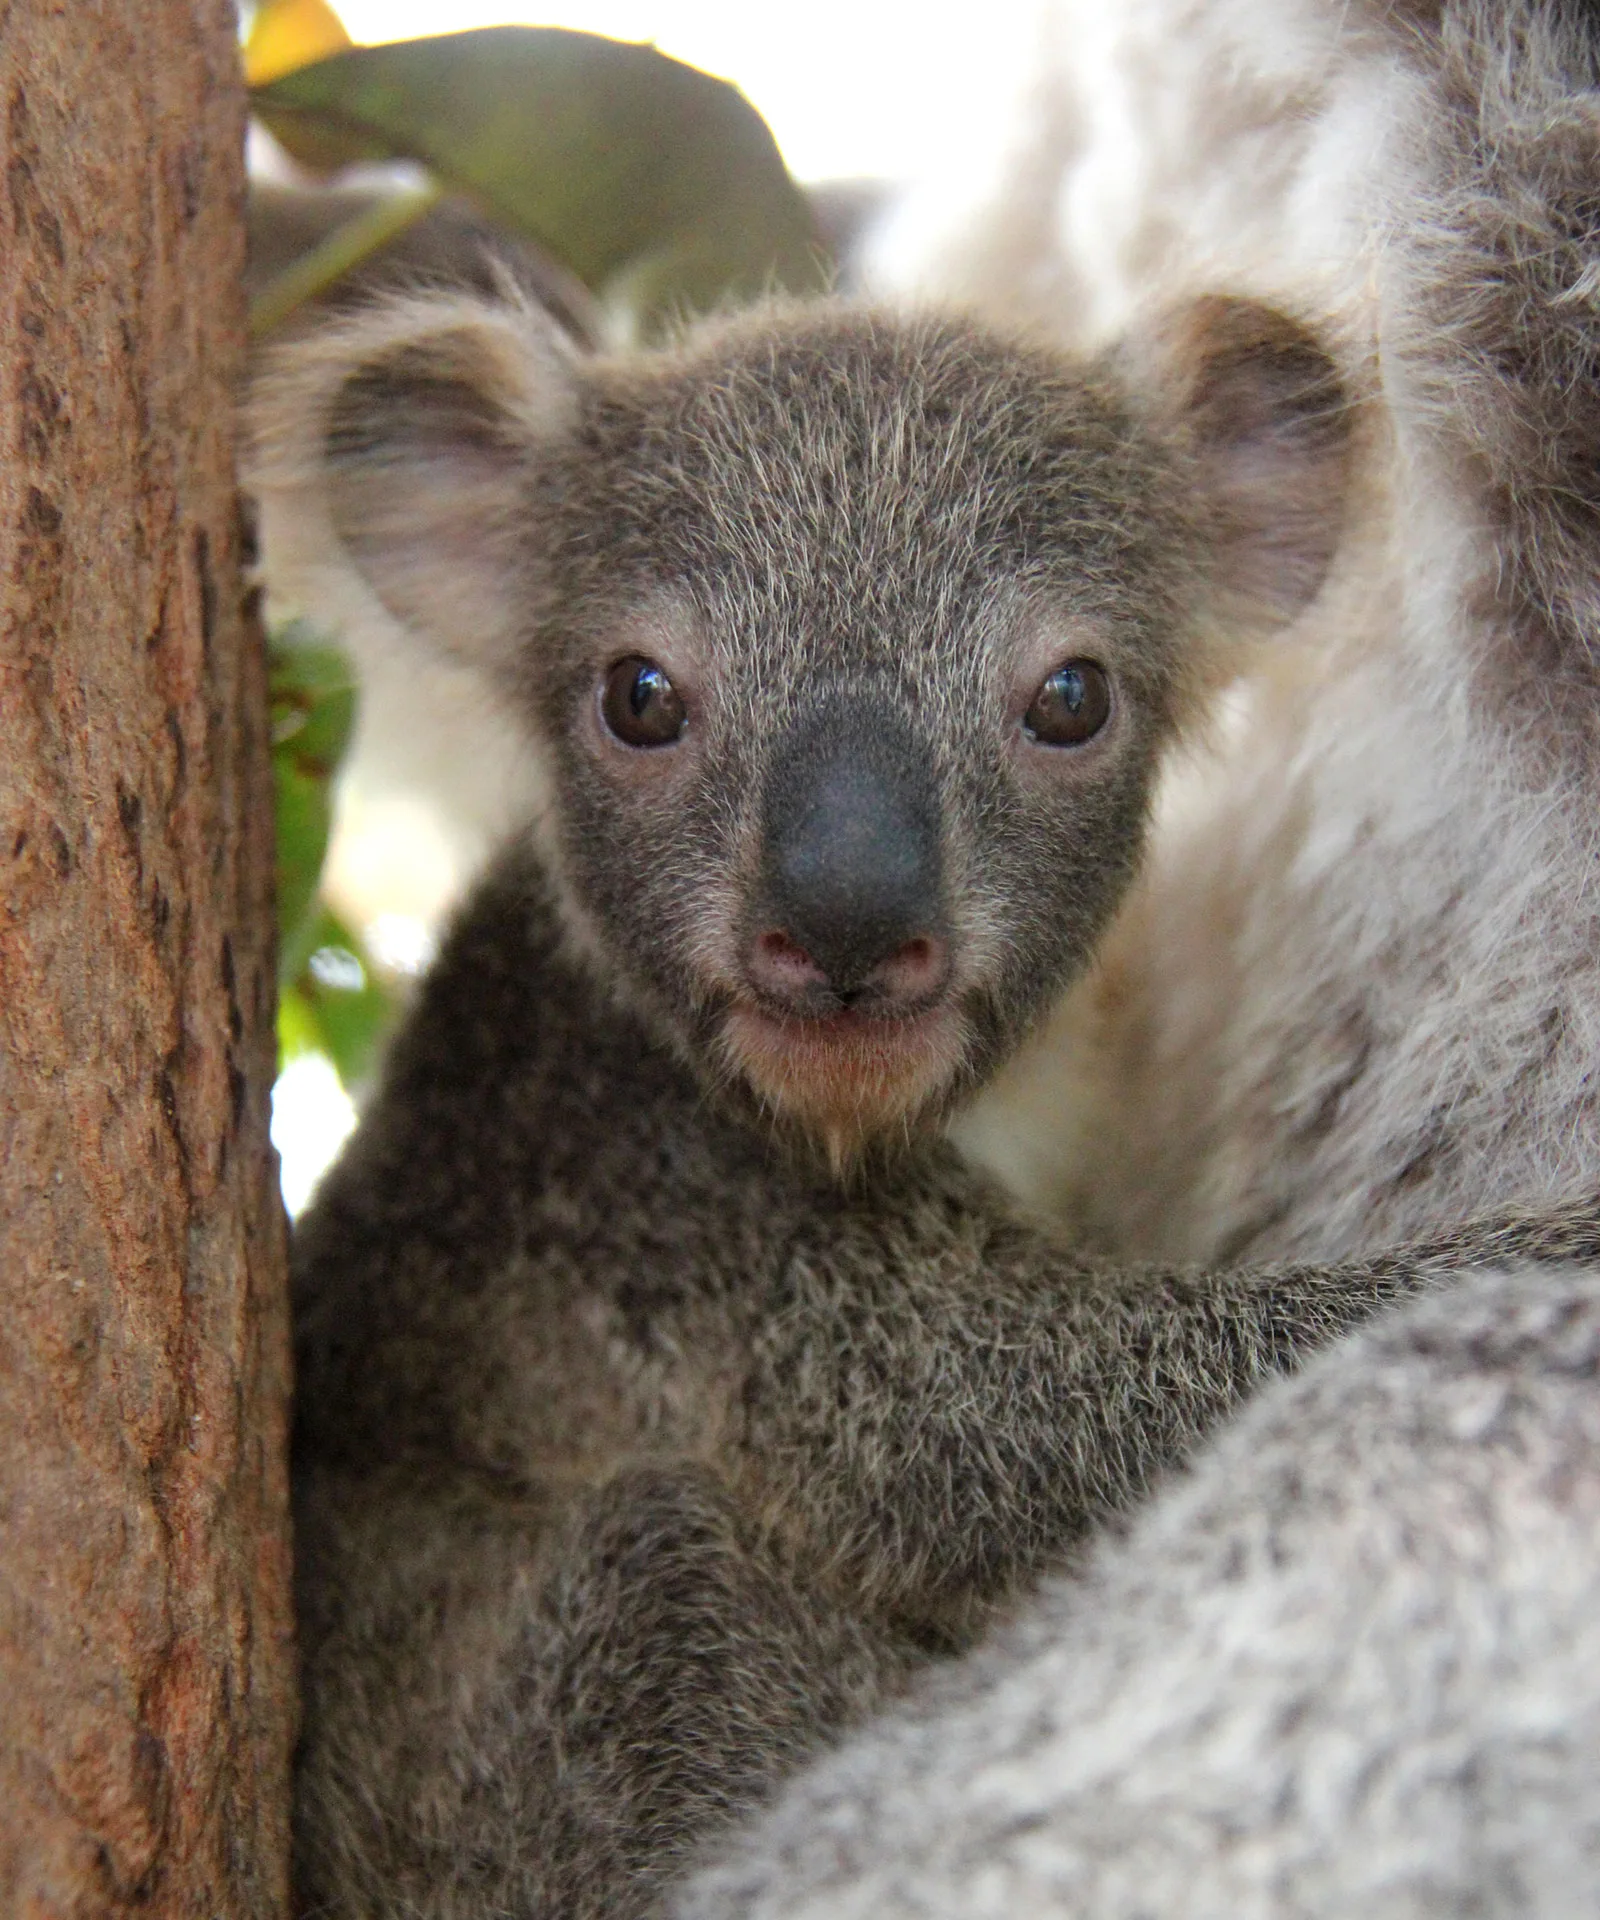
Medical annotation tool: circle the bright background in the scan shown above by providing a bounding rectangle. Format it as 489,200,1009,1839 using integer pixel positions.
322,2,1043,186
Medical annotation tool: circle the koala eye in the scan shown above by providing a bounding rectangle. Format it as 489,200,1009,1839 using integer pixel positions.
1023,659,1112,747
600,656,688,748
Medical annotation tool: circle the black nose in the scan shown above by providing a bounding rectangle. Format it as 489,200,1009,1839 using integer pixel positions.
756,700,944,1001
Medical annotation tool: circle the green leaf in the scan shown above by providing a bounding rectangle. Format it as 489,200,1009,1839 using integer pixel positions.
274,761,333,982
251,27,827,323
279,906,394,1089
276,977,329,1064
269,624,357,983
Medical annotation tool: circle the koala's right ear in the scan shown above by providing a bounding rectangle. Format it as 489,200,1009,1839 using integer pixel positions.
1123,295,1354,638
249,291,581,672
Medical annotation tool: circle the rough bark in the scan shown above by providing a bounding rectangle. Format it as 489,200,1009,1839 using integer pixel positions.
0,6,293,1916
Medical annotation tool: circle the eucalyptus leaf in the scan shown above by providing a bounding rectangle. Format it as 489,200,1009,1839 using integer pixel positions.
276,979,329,1065
269,626,357,984
251,27,828,322
273,762,333,982
280,906,394,1089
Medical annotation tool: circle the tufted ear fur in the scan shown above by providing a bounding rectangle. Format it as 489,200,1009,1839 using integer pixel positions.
249,291,580,674
1130,296,1354,634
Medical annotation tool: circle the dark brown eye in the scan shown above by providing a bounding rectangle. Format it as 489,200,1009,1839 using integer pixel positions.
1023,659,1111,746
600,656,687,748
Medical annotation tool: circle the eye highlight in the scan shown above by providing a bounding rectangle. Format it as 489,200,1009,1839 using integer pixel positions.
600,656,688,748
1023,659,1111,747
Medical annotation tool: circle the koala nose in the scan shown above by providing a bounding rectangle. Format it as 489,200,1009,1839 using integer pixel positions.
748,924,950,1012
751,702,948,1011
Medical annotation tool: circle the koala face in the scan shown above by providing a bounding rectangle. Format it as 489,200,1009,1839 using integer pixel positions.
255,296,1348,1159
518,315,1211,1153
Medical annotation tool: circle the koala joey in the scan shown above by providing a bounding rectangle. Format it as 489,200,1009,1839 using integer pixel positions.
252,290,1600,1919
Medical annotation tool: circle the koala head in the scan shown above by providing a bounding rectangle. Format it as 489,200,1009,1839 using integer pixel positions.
253,292,1348,1163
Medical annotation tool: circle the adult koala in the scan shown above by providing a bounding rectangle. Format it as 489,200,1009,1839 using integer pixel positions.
682,1,1600,1913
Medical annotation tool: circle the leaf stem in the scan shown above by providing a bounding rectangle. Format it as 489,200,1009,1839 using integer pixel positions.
248,178,447,337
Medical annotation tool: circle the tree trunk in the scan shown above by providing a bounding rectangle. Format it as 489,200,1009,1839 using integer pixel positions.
0,6,294,1915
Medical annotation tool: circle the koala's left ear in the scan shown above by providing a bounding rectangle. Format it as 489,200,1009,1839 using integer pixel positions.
1132,296,1354,633
249,290,581,674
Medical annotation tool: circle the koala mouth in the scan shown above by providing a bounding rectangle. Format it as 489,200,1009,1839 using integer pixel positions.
719,999,969,1169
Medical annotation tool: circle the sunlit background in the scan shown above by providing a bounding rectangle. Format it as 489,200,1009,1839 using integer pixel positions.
318,1,1042,186
257,0,1046,1211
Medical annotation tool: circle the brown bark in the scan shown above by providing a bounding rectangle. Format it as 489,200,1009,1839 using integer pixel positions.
0,6,293,1917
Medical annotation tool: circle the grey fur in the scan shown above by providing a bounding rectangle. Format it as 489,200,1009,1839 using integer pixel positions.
1403,0,1600,673
682,1262,1600,1920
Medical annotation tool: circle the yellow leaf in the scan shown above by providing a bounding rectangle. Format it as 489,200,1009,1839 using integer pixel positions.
245,0,353,88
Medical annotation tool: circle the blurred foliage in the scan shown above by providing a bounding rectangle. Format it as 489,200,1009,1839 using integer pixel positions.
270,626,353,952
249,1,829,334
279,905,394,1089
270,627,392,1088
251,27,826,325
251,0,825,1088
